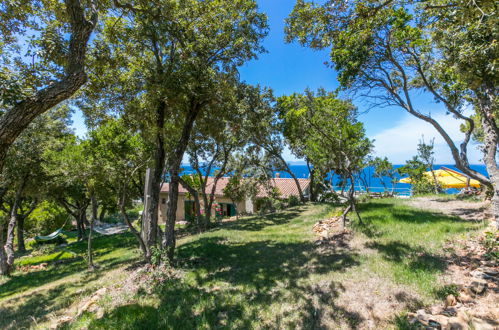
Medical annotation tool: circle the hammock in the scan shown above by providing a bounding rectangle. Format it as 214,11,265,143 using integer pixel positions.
92,225,128,236
34,228,64,242
34,219,69,242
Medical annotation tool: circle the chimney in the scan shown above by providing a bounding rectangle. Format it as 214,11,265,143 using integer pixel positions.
275,172,280,178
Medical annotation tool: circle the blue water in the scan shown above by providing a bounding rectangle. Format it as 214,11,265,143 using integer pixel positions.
179,164,488,195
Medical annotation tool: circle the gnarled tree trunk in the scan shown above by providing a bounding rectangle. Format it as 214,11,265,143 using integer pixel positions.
163,103,202,263
476,87,499,227
0,0,97,172
141,102,166,257
0,188,21,275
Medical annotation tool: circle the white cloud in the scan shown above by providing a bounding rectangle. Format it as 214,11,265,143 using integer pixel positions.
371,112,483,164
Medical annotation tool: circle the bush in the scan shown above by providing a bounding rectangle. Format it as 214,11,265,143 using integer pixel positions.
411,177,441,195
481,231,498,262
25,201,69,235
287,195,300,207
255,197,284,213
319,191,341,203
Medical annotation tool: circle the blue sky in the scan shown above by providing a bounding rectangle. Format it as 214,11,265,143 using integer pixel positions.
71,0,484,165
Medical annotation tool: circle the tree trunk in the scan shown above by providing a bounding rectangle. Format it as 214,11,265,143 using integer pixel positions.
278,154,304,202
0,189,21,275
203,175,224,229
0,0,97,172
164,172,179,262
87,217,95,271
477,89,499,227
120,182,150,261
142,102,166,252
91,194,98,223
77,206,87,241
98,207,107,222
16,217,26,253
179,177,202,228
87,193,97,270
307,159,316,202
163,102,202,263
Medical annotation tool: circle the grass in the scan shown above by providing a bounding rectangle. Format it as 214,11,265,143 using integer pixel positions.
0,199,483,329
0,232,140,329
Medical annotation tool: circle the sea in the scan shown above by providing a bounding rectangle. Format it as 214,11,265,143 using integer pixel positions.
179,164,489,196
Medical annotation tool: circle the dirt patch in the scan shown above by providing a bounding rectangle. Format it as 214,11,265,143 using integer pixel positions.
403,196,498,329
311,219,425,328
406,197,491,222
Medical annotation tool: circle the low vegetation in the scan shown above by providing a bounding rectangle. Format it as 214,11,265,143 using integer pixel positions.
0,200,482,329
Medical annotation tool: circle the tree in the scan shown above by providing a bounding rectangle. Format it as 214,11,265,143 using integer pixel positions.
86,118,150,262
417,137,441,194
223,175,247,220
44,136,90,242
286,0,499,226
184,84,274,228
426,0,498,224
83,0,268,263
0,107,71,275
371,157,397,194
241,86,306,202
0,0,98,171
278,89,372,227
398,157,437,196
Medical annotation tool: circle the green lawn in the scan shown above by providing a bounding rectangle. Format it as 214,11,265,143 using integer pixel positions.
0,199,482,329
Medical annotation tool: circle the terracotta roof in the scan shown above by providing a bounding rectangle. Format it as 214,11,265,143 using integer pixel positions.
257,178,310,198
160,177,310,199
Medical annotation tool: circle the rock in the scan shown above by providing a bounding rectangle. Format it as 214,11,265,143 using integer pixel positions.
467,281,487,295
94,287,108,296
50,316,72,329
415,309,430,326
95,308,105,319
77,287,108,316
457,293,473,304
456,311,470,324
470,270,488,279
445,294,457,307
447,316,469,329
481,268,498,277
429,305,444,315
471,317,495,330
429,315,449,328
443,307,458,317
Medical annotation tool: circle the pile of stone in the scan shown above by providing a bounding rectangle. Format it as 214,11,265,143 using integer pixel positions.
312,216,341,239
408,266,498,329
17,262,48,272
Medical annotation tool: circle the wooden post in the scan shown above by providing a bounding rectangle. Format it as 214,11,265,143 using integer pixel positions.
141,168,151,243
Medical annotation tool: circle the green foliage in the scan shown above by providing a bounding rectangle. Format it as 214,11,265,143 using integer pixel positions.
1,201,482,328
277,88,372,196
433,284,460,300
284,0,497,190
25,201,68,235
287,195,300,207
371,157,397,192
398,138,442,195
398,157,436,195
481,231,498,262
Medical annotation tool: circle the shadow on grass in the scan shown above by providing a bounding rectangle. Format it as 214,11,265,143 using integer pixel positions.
357,200,482,225
88,233,362,329
365,241,446,274
216,206,307,232
0,233,138,300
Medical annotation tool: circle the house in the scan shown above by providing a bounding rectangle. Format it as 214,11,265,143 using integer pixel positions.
158,177,310,223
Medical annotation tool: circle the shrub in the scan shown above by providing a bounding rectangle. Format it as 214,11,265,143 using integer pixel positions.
481,231,498,262
25,201,69,235
287,195,300,207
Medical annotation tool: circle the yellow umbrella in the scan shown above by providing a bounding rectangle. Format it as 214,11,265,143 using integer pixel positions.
398,167,481,189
